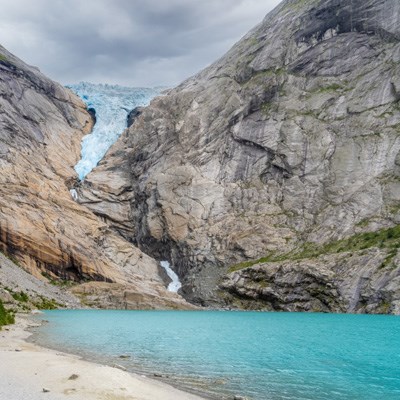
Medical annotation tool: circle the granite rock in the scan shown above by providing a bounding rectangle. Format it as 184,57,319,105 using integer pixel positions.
79,0,400,311
0,45,191,310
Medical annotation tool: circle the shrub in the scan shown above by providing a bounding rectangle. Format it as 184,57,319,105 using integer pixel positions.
11,291,29,303
0,299,15,328
33,296,59,310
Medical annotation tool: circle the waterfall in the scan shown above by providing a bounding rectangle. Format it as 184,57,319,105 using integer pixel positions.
70,189,78,201
160,261,182,293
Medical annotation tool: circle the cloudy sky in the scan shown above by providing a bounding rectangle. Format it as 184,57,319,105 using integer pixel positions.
0,0,282,87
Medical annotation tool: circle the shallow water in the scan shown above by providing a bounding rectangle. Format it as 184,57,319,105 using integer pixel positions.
33,310,400,400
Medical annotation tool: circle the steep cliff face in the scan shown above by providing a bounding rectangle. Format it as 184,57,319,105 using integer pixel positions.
79,0,400,312
0,45,192,310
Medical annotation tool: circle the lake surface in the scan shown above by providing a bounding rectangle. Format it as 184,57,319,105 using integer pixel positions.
33,310,400,400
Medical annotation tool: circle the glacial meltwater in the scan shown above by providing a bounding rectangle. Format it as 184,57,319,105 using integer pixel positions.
33,311,400,400
160,261,182,292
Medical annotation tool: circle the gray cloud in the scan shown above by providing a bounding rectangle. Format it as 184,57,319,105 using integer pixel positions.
0,0,282,87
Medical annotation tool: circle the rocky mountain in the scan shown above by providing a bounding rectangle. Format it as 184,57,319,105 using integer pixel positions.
0,45,192,310
1,0,400,314
77,0,400,313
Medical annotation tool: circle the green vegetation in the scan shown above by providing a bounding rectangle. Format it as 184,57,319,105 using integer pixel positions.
242,67,287,87
258,67,286,78
356,218,371,228
41,272,75,288
229,225,400,272
316,83,343,93
11,291,29,303
0,250,20,266
33,296,60,310
388,203,400,215
261,102,274,115
1,286,60,311
282,0,319,12
378,300,392,314
299,109,319,117
0,299,15,329
307,83,353,96
2,287,31,310
0,54,7,62
247,37,258,47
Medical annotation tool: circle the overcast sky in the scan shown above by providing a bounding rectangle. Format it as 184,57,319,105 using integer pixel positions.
0,0,282,87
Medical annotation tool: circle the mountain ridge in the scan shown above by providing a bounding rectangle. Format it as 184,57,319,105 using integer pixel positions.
78,0,400,312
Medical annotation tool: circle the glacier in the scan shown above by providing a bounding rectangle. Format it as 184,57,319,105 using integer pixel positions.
67,82,162,180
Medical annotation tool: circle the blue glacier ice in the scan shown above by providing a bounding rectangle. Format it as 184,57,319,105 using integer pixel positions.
67,82,162,180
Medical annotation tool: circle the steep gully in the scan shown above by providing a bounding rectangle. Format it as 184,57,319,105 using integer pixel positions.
69,83,183,293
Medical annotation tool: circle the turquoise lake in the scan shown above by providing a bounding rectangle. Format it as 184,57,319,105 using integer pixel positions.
33,310,400,400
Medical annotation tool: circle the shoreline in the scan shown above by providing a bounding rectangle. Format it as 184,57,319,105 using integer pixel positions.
0,314,207,400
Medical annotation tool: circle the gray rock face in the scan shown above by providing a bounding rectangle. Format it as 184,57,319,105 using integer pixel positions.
220,248,400,314
0,45,192,310
80,0,400,311
127,106,144,128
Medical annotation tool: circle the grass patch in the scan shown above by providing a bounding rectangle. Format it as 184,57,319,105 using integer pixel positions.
0,54,7,62
229,225,400,272
0,299,15,329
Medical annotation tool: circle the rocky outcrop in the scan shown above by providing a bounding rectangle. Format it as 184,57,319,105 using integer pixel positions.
220,248,400,314
0,45,191,309
79,0,400,312
127,106,144,128
71,282,196,310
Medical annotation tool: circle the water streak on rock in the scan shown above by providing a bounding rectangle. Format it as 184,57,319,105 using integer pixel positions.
160,261,182,292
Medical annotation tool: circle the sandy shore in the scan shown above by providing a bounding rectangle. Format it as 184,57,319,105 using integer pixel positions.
0,315,205,400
